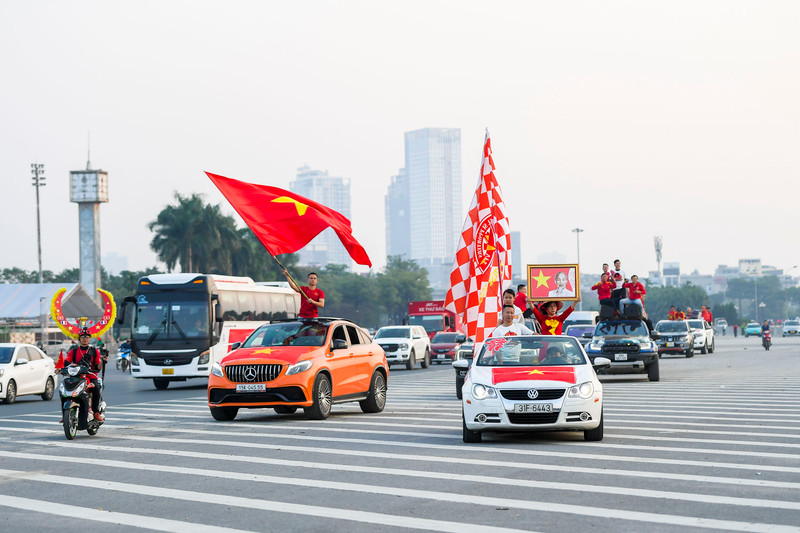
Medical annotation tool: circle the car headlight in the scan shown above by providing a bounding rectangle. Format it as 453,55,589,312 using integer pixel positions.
211,362,224,377
471,383,497,400
399,343,408,351
286,360,313,375
568,381,594,399
198,350,210,365
0,369,4,377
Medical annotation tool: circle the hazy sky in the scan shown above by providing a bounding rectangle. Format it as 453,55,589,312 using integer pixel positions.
3,1,799,281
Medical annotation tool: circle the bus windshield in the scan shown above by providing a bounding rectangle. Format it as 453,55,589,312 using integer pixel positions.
133,295,209,343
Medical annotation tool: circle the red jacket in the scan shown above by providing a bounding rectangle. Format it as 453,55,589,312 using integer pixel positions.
65,345,103,372
531,305,574,335
591,281,615,300
622,282,646,300
514,292,528,313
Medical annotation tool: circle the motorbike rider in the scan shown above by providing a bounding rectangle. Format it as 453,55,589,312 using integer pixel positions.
761,320,771,337
63,327,107,421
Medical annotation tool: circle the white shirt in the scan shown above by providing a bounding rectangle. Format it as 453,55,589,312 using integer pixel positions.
490,322,534,337
612,268,626,289
548,287,575,297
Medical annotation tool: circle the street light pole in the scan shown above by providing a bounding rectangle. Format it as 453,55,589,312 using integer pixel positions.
31,163,46,284
572,228,584,311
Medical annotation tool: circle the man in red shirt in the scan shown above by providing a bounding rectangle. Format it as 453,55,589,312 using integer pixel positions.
701,306,713,324
514,284,528,313
618,274,646,316
284,270,325,319
667,306,677,320
591,273,615,310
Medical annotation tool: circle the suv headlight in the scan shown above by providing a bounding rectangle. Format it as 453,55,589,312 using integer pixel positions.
211,362,224,377
286,360,313,375
568,381,594,399
471,383,497,400
398,343,408,351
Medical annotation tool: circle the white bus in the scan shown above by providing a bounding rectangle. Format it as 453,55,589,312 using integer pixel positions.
120,273,299,390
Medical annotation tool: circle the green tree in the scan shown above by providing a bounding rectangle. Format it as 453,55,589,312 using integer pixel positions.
377,256,431,325
641,283,708,322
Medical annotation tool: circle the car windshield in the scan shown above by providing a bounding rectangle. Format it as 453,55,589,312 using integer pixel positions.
243,321,329,348
0,347,13,364
566,326,594,337
687,320,704,329
595,320,649,336
656,321,688,333
747,323,760,328
375,327,411,339
476,336,585,366
432,332,460,343
785,321,800,326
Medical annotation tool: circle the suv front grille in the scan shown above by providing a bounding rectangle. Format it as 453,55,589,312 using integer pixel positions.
602,343,641,354
500,389,565,401
379,344,398,352
224,364,283,383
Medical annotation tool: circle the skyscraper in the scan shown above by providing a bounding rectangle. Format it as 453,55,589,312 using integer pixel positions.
289,165,352,268
386,128,462,293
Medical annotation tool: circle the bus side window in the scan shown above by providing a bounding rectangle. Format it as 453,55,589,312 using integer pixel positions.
256,293,272,321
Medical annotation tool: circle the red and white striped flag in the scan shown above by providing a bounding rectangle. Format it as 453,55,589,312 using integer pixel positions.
444,131,512,343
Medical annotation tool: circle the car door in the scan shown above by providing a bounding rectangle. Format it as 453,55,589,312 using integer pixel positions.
328,324,358,397
345,325,376,393
412,327,428,358
24,347,48,393
14,347,37,394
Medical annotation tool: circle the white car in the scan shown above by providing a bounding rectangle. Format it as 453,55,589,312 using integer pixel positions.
783,320,800,337
374,325,431,370
461,335,608,443
687,319,715,354
0,343,57,404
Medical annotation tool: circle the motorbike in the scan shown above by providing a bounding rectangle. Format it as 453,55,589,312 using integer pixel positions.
116,346,131,372
762,331,772,351
59,364,106,440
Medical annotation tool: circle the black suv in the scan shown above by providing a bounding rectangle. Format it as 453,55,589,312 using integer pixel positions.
584,319,661,381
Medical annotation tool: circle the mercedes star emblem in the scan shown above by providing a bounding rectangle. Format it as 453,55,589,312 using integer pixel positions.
244,366,257,382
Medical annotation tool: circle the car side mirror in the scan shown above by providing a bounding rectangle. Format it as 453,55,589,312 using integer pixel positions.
332,339,348,350
650,332,660,340
456,334,467,343
15,357,28,366
452,359,469,370
230,342,241,351
582,332,593,338
214,302,223,323
591,356,611,369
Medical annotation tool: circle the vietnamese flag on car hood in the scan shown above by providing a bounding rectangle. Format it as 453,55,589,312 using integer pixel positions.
207,172,372,267
492,367,576,385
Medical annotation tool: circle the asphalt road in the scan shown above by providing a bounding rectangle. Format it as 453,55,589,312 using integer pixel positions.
1,334,798,532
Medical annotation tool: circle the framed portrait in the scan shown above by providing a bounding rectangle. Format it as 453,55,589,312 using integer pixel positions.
527,264,580,302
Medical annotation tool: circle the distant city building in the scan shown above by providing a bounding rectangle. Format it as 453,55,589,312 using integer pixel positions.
385,168,411,260
289,165,352,269
386,128,462,291
662,262,681,287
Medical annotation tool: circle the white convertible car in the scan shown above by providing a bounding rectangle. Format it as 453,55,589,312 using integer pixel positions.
461,335,609,443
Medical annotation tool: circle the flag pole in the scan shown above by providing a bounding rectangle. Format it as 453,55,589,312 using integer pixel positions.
268,252,315,306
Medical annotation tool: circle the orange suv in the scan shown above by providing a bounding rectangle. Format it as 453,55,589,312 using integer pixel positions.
208,318,388,421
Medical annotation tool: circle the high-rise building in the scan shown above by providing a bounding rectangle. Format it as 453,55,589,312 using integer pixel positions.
385,168,411,260
386,128,461,293
289,165,352,268
510,231,522,282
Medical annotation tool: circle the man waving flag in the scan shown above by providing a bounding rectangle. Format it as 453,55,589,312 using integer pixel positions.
207,172,371,267
444,131,512,343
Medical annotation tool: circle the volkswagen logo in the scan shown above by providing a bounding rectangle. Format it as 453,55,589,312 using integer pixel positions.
244,366,257,382
163,359,173,366
527,389,539,399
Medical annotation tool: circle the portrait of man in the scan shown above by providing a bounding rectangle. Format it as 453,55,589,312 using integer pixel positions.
548,271,575,298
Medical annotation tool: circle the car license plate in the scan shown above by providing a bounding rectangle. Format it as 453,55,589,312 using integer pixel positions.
236,384,266,393
666,342,673,347
615,353,627,361
162,368,174,375
514,403,553,413
437,354,445,359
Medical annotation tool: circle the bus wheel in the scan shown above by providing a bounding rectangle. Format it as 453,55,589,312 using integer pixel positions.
153,378,170,390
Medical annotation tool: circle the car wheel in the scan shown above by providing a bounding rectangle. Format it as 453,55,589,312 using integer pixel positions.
420,349,430,369
700,343,707,354
462,410,482,443
406,350,416,370
455,376,464,399
686,348,694,358
41,377,55,401
305,373,332,420
584,409,604,441
273,406,297,414
3,380,17,404
647,360,660,382
210,406,239,421
360,371,387,413
153,378,170,390
708,340,714,353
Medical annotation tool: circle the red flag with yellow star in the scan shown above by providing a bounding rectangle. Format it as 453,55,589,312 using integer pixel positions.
207,172,372,267
491,367,576,385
